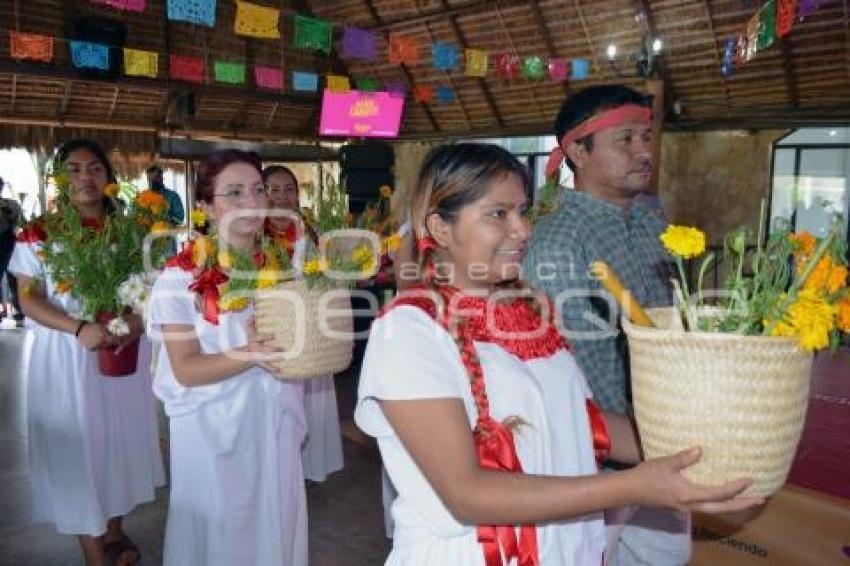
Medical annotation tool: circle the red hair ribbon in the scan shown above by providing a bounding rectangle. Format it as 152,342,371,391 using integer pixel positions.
416,236,439,255
544,103,652,178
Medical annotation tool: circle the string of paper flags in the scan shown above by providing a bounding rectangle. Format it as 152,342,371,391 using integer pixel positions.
5,0,594,105
720,0,823,76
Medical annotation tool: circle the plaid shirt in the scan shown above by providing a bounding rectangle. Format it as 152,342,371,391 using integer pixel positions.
523,189,675,413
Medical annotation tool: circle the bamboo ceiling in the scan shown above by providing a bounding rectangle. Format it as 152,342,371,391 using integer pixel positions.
0,0,848,152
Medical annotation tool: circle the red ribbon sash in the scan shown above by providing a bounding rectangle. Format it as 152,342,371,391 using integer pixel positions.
475,417,539,566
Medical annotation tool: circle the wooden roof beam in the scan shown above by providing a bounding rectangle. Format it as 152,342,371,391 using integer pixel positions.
779,37,801,110
530,0,569,97
439,0,504,127
361,0,440,132
366,0,529,33
844,0,850,90
57,80,73,119
10,74,17,113
494,5,546,121
0,60,316,109
573,0,605,82
106,86,121,121
634,0,679,120
700,0,732,109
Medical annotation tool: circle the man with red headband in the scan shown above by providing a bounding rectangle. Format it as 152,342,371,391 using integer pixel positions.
524,85,686,565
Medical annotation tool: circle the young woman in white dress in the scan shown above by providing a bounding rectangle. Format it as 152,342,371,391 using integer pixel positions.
263,164,344,482
355,143,764,565
149,151,307,565
10,138,164,566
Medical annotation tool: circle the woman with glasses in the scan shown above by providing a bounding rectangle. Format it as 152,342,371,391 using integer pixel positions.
9,138,164,566
262,165,344,483
149,150,307,566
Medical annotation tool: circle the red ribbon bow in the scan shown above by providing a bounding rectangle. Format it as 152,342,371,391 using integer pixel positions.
188,267,228,325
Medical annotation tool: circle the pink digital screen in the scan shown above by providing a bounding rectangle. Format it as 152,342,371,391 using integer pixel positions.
319,89,405,138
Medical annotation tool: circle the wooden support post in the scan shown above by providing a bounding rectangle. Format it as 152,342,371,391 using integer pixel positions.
645,78,664,195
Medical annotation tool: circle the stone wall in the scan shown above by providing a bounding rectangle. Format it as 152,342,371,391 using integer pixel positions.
659,129,788,244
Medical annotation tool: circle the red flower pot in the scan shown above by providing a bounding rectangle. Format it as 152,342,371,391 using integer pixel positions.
95,311,140,377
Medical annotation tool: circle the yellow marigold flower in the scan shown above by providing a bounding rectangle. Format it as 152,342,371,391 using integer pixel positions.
382,233,401,254
379,185,393,199
151,220,170,235
256,267,279,289
837,296,850,333
217,250,233,270
192,236,215,267
803,257,848,295
218,294,250,312
303,258,326,275
102,183,120,198
773,288,838,352
351,244,373,266
190,208,208,228
55,281,72,294
660,225,706,259
361,257,378,278
789,231,816,258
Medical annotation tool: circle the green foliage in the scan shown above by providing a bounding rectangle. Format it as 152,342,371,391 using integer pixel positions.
38,173,170,318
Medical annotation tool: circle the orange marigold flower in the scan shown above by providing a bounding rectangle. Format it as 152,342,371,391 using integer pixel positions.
789,231,816,258
55,281,72,294
838,296,850,333
804,257,848,295
150,220,170,235
102,183,120,198
136,190,168,214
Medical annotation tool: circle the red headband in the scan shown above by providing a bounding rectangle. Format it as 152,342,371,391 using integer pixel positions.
544,104,652,178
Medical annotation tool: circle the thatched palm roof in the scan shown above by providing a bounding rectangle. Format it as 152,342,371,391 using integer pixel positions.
1,0,847,152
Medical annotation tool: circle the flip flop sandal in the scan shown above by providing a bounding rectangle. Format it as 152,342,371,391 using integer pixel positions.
103,535,141,566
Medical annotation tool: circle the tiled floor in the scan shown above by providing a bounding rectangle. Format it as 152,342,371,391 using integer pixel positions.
0,328,390,565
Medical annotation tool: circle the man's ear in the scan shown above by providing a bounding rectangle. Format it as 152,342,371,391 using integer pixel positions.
425,212,452,248
565,140,590,171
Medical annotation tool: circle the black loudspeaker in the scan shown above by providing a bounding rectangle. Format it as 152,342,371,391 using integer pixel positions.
340,142,394,170
71,17,126,79
339,142,394,214
341,169,394,198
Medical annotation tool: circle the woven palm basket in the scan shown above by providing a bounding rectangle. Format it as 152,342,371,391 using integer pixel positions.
254,280,354,380
621,307,813,497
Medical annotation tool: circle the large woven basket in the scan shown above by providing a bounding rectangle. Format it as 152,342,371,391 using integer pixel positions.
622,307,813,497
254,280,354,380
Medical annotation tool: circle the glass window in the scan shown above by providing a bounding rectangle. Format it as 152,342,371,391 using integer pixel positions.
769,129,850,239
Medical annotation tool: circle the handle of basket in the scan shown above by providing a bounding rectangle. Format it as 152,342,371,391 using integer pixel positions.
590,261,655,328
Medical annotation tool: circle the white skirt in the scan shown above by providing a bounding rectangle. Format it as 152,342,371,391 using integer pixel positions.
301,374,344,482
26,328,164,536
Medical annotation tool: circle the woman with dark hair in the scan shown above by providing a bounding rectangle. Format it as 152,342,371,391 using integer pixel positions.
262,164,344,483
355,143,762,565
8,138,164,565
149,150,307,565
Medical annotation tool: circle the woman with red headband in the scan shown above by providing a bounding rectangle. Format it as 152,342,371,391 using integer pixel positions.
355,143,762,566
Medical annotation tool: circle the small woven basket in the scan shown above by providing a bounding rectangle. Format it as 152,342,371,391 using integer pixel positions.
622,307,813,497
254,280,354,380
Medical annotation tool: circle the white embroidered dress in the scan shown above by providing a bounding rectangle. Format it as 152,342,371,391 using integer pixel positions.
148,267,308,566
356,306,607,565
9,233,164,536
